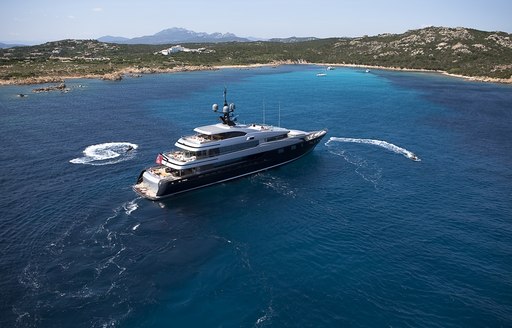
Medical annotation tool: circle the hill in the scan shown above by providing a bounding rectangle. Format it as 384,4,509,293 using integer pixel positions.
1,27,511,84
323,26,512,79
97,36,131,43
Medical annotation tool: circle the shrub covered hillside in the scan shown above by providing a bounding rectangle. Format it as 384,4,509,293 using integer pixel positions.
1,27,511,83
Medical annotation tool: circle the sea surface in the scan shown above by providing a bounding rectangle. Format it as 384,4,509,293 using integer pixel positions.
1,65,511,327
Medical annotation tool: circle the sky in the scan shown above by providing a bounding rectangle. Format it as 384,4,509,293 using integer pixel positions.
1,0,511,43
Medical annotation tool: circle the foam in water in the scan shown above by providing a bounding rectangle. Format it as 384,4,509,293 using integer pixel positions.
255,304,275,326
123,199,139,215
326,137,421,161
70,142,138,165
251,173,297,197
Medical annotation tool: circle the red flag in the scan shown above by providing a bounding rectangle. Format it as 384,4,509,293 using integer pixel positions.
156,153,163,164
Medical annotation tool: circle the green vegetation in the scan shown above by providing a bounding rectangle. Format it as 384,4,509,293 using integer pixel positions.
1,27,511,83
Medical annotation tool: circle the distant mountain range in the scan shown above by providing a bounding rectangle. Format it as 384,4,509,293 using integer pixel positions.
98,27,253,44
0,28,320,47
0,42,24,49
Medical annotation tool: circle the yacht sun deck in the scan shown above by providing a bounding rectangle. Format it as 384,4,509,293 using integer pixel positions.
185,124,285,139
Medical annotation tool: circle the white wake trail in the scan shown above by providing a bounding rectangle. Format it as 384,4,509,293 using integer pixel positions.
70,142,138,165
326,137,421,161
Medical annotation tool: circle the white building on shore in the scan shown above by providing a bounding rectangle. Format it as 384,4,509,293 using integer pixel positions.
156,45,213,55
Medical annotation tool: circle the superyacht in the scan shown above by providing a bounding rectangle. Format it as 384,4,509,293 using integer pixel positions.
133,90,327,200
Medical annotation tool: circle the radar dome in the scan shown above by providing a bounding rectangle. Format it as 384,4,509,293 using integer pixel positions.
229,103,236,111
212,104,218,112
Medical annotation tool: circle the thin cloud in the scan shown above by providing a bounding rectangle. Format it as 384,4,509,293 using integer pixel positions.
92,7,103,12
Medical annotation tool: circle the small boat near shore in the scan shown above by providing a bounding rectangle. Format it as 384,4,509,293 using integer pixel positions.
133,89,327,200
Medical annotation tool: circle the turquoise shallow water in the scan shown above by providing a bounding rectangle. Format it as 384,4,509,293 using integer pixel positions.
0,65,511,327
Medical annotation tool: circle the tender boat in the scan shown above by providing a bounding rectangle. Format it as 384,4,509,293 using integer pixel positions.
133,89,327,200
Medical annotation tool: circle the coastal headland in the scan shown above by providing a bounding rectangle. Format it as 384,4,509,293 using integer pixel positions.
1,27,511,85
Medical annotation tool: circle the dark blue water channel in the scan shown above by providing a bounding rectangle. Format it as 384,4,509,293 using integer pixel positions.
0,65,511,327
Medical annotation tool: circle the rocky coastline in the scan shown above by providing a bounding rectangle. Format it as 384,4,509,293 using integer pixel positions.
0,65,218,86
32,82,69,93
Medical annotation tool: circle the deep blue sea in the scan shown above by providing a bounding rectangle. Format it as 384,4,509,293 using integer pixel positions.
1,65,511,327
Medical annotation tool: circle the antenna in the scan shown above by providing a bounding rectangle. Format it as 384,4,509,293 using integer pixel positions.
218,87,236,126
278,101,281,127
263,100,266,124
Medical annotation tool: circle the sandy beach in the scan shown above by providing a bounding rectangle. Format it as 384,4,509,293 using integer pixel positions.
314,63,512,84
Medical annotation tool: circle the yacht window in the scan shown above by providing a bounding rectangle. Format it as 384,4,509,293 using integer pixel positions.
208,148,220,156
212,131,247,140
265,134,288,142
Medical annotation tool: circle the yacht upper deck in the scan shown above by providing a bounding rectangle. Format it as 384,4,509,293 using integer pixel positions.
179,123,290,146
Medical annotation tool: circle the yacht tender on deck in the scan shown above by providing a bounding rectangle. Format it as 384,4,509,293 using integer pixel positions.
133,89,327,200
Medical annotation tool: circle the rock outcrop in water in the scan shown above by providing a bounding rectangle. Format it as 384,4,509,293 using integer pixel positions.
32,83,68,93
